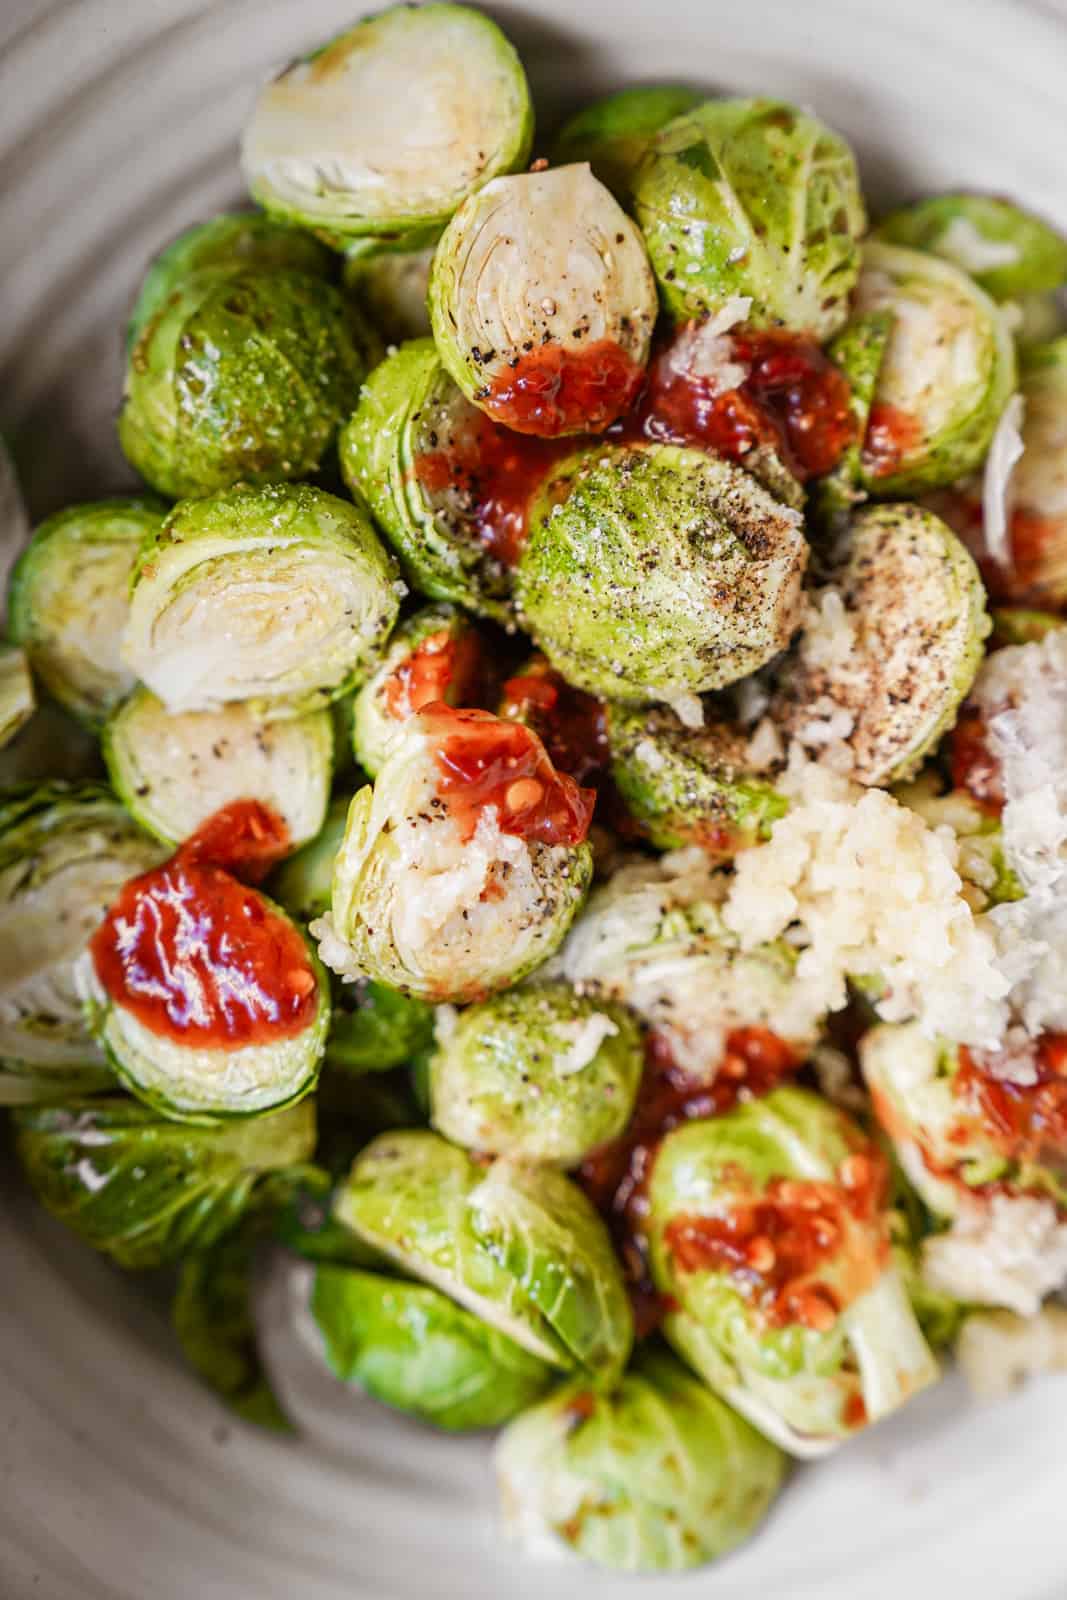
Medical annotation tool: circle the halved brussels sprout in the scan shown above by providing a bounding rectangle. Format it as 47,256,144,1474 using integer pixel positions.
550,85,703,201
632,98,865,339
855,242,1016,495
861,1023,1067,1313
335,1129,633,1384
770,504,988,785
311,1263,554,1430
428,981,642,1165
556,853,822,1075
15,1095,315,1269
312,707,594,1003
894,772,1022,910
103,685,333,850
343,241,435,344
0,644,34,747
242,4,532,241
270,795,349,923
808,310,894,530
428,165,658,435
606,701,786,853
127,210,334,352
495,1344,785,1573
118,267,368,499
340,339,534,620
326,980,434,1078
645,1086,939,1455
351,604,483,778
993,338,1067,605
875,195,1067,302
81,873,330,1123
516,444,808,702
8,496,166,726
0,783,164,1083
122,484,401,718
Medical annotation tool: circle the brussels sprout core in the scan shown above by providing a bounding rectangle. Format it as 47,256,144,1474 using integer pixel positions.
122,484,400,719
429,165,658,436
242,4,533,240
516,443,808,702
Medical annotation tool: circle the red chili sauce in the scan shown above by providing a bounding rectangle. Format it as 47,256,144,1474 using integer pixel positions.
422,704,595,848
861,403,923,480
383,627,484,721
923,489,1063,608
481,339,645,438
948,705,1005,816
578,1028,800,1336
956,1036,1067,1167
89,801,318,1049
611,325,855,481
499,657,610,787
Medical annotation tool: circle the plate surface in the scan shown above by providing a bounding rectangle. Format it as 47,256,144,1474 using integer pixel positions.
1,2,1066,1595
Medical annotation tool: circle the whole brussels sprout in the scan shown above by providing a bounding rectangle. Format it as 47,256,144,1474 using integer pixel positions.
335,1128,633,1385
351,604,484,778
343,240,435,345
428,981,643,1165
770,504,989,785
312,707,594,1004
556,852,822,1076
15,1095,315,1269
495,1345,785,1573
516,443,808,703
429,165,658,436
127,210,335,352
0,783,164,1092
632,98,865,339
645,1086,939,1454
121,484,401,718
118,266,369,499
0,644,34,748
605,701,786,853
103,685,333,850
242,4,532,242
311,1263,554,1430
875,194,1067,302
855,242,1016,495
8,496,166,726
550,85,703,201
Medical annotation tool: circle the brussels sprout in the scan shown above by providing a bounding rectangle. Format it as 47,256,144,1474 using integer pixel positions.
327,980,434,1077
311,1263,554,1430
645,1087,939,1454
118,267,368,499
340,338,541,620
989,607,1065,648
270,796,350,925
770,504,989,785
428,981,642,1165
605,701,786,853
103,686,333,851
127,211,335,352
80,881,330,1124
174,1222,291,1431
429,165,657,437
312,708,594,1004
0,644,34,747
808,310,894,530
8,496,166,726
275,1165,387,1268
556,853,821,1076
122,484,400,719
893,772,1022,909
875,195,1067,302
632,98,865,339
242,4,532,242
854,242,1016,495
495,1345,785,1573
0,783,164,1085
335,1129,633,1384
343,241,435,344
1012,292,1067,348
14,1095,315,1269
516,444,808,703
994,337,1067,605
351,604,483,777
551,85,703,201
889,1208,967,1352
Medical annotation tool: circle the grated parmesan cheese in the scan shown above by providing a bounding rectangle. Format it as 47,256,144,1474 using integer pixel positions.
936,216,1022,276
661,297,752,396
980,393,1025,567
921,1193,1067,1316
957,1304,1067,1400
551,1013,619,1077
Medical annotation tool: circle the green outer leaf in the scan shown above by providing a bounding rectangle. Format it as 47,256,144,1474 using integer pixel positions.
808,309,894,531
270,795,350,923
14,1096,316,1270
0,645,34,747
551,85,703,200
275,1166,387,1268
326,980,435,1077
495,1344,785,1573
311,1264,553,1430
875,194,1067,300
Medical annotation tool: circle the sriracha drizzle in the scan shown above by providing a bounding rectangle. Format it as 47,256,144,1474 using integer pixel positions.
89,800,318,1050
482,339,645,437
498,658,610,787
383,627,483,720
